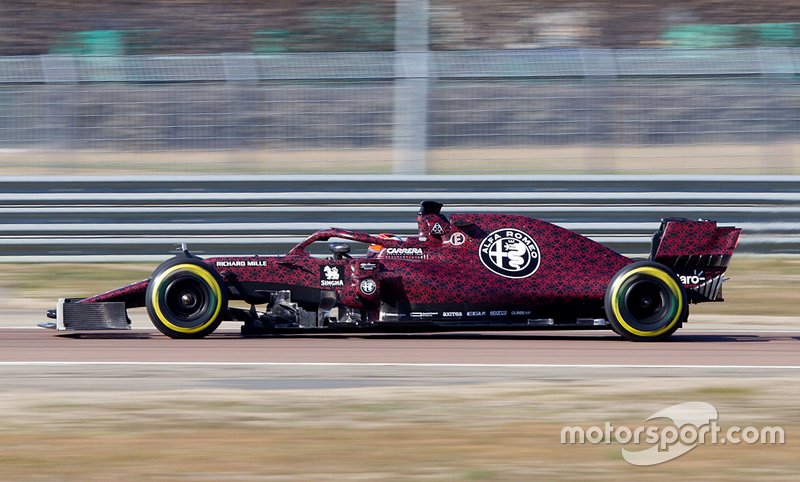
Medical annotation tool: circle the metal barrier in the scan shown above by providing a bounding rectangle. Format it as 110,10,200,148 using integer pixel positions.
0,175,796,261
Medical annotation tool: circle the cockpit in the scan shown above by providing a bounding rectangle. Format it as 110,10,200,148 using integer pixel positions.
290,201,457,259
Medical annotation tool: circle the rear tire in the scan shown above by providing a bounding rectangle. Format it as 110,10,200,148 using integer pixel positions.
604,261,687,342
146,257,227,339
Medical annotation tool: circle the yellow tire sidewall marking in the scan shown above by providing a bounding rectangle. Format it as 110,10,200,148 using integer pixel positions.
151,264,222,334
610,266,683,338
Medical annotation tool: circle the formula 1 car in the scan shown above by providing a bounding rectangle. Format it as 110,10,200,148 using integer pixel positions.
43,201,740,341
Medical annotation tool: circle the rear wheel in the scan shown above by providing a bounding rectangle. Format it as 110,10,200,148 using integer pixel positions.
604,261,687,342
146,258,227,338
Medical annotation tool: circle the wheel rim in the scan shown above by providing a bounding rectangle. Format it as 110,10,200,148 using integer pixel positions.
155,270,218,331
616,276,678,333
149,263,224,336
624,280,667,325
163,275,211,323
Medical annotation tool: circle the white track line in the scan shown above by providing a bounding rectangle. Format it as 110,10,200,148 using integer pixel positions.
0,361,799,369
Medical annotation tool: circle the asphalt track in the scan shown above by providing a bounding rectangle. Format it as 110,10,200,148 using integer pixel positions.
2,326,799,367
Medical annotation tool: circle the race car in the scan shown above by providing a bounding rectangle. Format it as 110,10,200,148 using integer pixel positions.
43,201,741,341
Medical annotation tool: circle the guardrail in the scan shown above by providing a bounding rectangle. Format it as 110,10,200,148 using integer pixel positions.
0,175,797,261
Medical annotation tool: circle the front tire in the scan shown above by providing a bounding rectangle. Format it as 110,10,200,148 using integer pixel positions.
146,258,227,338
604,261,687,342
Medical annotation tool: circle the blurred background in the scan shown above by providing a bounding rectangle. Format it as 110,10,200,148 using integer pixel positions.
0,0,798,175
0,0,797,260
1,4,799,481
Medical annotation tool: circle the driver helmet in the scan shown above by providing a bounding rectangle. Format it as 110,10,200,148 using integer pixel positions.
367,233,402,257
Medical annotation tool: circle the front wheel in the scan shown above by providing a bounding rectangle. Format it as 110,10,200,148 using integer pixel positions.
604,261,687,342
146,258,227,338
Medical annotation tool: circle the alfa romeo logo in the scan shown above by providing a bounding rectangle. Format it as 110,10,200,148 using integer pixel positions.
479,228,541,278
359,278,377,295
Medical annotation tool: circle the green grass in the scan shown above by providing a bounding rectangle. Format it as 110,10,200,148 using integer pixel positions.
689,387,757,398
0,377,797,480
0,263,152,308
691,256,800,317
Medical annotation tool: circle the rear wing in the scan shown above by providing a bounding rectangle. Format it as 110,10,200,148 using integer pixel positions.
650,218,741,303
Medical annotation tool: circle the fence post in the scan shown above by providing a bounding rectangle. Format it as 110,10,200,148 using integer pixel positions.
40,54,79,156
393,0,429,174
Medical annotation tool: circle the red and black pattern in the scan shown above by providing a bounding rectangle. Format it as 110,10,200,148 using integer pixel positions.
79,279,150,306
653,220,740,260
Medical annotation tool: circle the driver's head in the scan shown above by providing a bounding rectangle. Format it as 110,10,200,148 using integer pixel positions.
367,233,402,257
